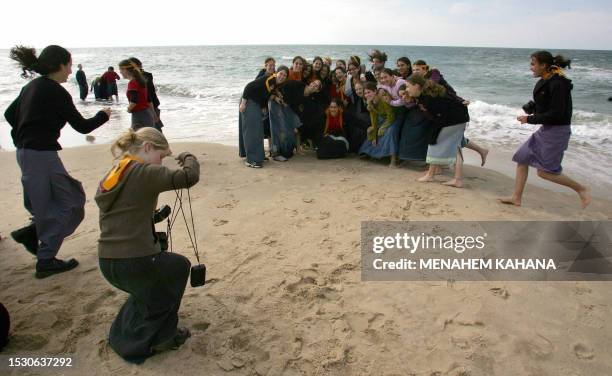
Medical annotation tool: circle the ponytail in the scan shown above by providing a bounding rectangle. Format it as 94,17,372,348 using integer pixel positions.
118,59,147,87
10,45,71,78
531,50,572,70
111,128,169,158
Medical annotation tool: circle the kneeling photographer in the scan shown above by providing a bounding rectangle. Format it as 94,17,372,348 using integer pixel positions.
95,128,200,363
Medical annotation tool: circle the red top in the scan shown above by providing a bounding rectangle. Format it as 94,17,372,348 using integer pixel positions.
102,71,120,82
127,79,149,112
325,111,344,135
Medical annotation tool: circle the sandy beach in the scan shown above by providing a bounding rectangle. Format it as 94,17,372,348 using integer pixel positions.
1,142,611,375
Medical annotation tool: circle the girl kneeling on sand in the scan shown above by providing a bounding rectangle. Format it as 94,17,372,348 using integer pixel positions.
405,75,468,187
95,128,200,363
358,82,400,166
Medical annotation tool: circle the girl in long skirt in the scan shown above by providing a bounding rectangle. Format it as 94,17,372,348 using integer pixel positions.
499,51,590,208
96,128,200,363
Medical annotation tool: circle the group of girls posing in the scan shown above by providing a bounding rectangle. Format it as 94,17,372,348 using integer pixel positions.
6,45,199,362
239,50,489,187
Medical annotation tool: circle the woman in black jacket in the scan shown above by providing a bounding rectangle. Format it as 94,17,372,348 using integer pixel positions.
499,51,590,208
5,45,111,278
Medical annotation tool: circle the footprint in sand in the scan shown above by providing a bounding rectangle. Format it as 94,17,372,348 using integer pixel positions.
9,333,49,351
302,198,314,204
83,289,117,314
573,343,595,360
217,200,239,209
489,287,510,300
213,219,228,226
193,322,210,332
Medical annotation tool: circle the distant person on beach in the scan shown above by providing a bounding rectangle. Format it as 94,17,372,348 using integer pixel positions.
239,67,288,168
377,68,407,107
129,57,164,132
331,67,348,106
310,56,323,83
256,57,276,79
96,128,200,363
76,64,88,100
4,45,111,278
288,56,305,81
302,63,313,83
102,66,120,101
91,76,108,100
499,51,591,208
397,84,429,163
344,81,370,153
406,74,468,187
358,82,400,166
119,59,156,130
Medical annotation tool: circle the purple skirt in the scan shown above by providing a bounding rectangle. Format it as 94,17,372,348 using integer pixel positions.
512,125,571,174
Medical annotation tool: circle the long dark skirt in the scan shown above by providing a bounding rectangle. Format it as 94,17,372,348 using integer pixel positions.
16,149,85,260
99,251,191,364
238,101,265,164
512,125,571,174
398,107,429,161
269,101,301,159
131,108,157,130
79,84,88,100
358,117,401,159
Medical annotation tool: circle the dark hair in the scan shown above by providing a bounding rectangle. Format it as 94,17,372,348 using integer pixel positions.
129,57,143,68
329,97,343,109
381,68,395,77
276,65,289,76
406,74,446,97
313,56,323,64
413,59,428,67
335,66,346,74
292,56,305,65
396,57,413,76
398,84,406,91
336,59,346,67
264,57,275,64
10,45,71,78
108,66,114,71
368,49,387,63
363,81,378,92
530,50,571,69
118,59,146,87
349,55,361,66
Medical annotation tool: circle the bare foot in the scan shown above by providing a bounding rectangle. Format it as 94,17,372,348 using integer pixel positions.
497,196,521,206
578,187,592,209
480,148,489,166
432,165,442,175
417,175,435,183
442,178,463,188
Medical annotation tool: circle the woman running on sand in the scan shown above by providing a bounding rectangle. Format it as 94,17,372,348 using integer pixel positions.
5,45,111,278
499,51,591,208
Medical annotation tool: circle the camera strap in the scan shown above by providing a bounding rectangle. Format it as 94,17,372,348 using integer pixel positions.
167,171,202,265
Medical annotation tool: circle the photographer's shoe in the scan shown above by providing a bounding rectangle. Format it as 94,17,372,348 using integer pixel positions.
11,223,38,256
151,327,191,353
35,258,79,279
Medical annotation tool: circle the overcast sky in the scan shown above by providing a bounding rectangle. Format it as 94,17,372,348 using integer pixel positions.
1,0,610,50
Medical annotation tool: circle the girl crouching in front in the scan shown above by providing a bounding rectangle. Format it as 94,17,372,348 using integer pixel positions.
95,128,200,363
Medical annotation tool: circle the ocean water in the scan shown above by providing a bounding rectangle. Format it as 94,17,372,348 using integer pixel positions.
1,45,611,194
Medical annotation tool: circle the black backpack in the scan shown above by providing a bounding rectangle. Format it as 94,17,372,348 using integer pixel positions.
316,135,349,159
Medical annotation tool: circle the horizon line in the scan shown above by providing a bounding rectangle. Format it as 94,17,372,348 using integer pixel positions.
0,43,610,52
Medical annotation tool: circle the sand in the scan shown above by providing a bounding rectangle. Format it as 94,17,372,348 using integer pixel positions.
0,142,611,376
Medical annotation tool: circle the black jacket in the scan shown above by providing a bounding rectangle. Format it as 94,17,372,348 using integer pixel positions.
527,74,573,126
419,94,469,145
5,76,109,150
242,76,272,108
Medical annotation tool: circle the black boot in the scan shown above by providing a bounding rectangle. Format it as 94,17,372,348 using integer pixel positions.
35,258,79,279
11,223,38,256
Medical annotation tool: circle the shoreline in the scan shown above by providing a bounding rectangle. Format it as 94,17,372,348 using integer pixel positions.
3,138,609,201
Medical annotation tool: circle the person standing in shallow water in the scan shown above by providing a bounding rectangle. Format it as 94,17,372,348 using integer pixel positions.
75,64,88,100
102,66,121,102
4,45,111,278
119,59,156,130
499,51,591,208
